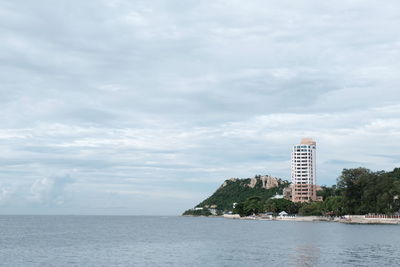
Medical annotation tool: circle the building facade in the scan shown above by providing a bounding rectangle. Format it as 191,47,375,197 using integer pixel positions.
291,138,317,202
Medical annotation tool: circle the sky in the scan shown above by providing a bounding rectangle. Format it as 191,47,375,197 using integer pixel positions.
0,0,400,215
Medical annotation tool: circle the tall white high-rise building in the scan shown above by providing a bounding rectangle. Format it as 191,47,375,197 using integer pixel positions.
291,138,317,202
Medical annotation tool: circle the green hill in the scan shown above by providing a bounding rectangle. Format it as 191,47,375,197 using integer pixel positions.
183,167,400,217
183,175,289,215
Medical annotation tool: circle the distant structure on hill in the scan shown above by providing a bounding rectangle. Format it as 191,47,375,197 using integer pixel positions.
291,138,318,202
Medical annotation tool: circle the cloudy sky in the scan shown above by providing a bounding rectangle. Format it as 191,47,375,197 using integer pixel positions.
0,0,399,215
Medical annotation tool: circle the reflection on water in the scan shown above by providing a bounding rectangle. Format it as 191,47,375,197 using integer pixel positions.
291,244,320,267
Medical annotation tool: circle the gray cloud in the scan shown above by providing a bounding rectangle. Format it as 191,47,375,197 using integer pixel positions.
0,0,400,214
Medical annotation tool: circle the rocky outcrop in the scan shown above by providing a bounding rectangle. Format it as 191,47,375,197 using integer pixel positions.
248,178,258,188
247,175,281,189
260,175,280,189
221,178,238,188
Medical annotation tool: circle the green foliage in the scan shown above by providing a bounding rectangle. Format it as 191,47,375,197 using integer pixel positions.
196,176,289,211
317,185,340,199
182,209,212,216
321,196,344,216
298,201,323,216
299,167,400,216
232,197,300,217
264,199,300,214
233,202,246,217
337,167,400,214
244,196,263,215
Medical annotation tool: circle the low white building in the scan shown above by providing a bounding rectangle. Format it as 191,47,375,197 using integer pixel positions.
279,211,288,218
271,194,284,199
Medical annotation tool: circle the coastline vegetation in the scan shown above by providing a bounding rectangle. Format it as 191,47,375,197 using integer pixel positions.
235,167,400,216
182,209,212,216
196,177,288,211
183,167,400,217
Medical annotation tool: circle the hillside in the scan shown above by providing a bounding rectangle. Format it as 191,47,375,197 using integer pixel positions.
183,175,289,214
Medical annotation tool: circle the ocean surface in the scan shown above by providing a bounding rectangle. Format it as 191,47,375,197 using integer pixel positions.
0,216,399,266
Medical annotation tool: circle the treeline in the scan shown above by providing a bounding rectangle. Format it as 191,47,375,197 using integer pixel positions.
324,167,400,215
234,167,400,216
233,197,301,216
182,209,212,216
232,196,326,216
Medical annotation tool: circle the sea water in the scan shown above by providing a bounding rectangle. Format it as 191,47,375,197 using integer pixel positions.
0,215,399,266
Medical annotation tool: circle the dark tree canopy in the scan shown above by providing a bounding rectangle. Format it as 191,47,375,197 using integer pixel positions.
337,167,400,214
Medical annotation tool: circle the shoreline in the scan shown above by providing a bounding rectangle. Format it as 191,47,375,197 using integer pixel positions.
225,214,400,224
184,214,400,224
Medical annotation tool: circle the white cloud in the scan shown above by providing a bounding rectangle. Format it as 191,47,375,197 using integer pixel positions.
0,185,13,202
29,175,74,205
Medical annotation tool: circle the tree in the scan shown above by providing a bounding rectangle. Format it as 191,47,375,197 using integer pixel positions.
244,196,263,215
337,167,371,214
317,185,340,199
322,196,344,216
233,202,246,217
335,167,400,215
182,209,212,216
265,199,299,214
298,201,323,216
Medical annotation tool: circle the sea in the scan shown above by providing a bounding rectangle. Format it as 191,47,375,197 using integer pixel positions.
0,215,399,267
